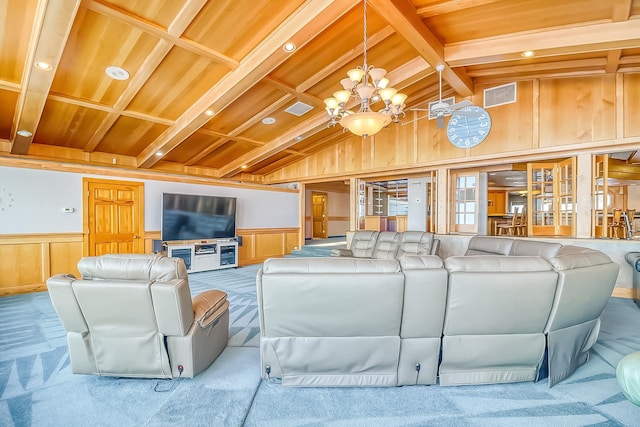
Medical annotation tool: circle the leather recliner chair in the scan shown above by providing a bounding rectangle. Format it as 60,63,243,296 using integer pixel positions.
47,254,229,378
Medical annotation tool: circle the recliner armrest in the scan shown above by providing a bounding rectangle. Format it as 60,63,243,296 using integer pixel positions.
625,252,640,271
193,290,229,327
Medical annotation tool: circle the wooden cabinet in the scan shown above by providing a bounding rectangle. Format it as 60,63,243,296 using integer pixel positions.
488,190,507,215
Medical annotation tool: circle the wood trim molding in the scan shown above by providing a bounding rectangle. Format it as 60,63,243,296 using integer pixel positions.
0,233,83,244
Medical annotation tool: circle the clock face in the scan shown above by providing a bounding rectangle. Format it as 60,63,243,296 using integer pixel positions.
447,106,492,148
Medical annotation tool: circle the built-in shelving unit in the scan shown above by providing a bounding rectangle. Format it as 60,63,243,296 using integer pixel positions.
164,239,238,273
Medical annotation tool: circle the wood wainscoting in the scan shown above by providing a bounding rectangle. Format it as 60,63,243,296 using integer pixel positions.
0,227,299,296
0,233,83,296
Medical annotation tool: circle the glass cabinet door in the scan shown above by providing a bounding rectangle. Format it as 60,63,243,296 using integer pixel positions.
527,158,576,237
451,172,478,234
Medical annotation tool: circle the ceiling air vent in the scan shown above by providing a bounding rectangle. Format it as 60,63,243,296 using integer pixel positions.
284,101,313,117
484,82,517,108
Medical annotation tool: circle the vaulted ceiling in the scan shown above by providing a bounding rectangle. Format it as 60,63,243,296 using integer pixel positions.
1,0,639,182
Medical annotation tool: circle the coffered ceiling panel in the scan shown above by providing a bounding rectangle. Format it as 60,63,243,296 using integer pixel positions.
95,116,168,156
128,46,230,120
0,90,19,139
52,8,160,106
183,0,305,61
101,0,188,28
36,100,110,149
0,0,37,84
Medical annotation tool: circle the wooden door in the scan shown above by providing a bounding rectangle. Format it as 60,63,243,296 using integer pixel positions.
527,158,575,237
84,178,144,256
312,192,328,238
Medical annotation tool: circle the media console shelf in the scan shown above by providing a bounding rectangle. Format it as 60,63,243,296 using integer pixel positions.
164,239,238,273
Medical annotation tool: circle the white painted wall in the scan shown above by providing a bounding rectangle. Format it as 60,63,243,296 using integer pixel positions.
0,166,299,234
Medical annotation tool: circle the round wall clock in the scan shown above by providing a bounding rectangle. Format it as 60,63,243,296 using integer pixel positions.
447,106,492,148
0,188,14,211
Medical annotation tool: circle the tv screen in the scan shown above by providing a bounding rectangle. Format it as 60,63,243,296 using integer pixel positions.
162,193,236,241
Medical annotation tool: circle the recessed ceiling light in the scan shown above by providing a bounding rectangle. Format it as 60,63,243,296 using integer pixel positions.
283,42,296,52
105,66,130,80
204,109,214,116
17,130,33,137
262,117,276,125
241,165,247,169
35,61,52,70
295,136,304,141
155,152,163,156
521,50,535,58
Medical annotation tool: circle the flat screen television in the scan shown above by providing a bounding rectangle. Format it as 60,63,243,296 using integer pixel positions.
161,193,236,241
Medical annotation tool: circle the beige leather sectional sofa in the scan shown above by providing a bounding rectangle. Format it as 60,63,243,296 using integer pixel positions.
257,235,619,388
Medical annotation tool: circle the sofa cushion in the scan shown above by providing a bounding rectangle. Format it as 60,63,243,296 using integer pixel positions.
445,255,553,272
397,231,434,257
399,255,444,269
509,239,562,259
262,257,401,274
549,246,613,271
465,236,513,256
372,231,400,259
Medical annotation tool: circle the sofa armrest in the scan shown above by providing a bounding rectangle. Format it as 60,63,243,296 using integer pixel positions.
331,248,353,257
193,290,229,328
625,252,640,271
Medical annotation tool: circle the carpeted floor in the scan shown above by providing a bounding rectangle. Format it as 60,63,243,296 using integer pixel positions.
2,247,640,426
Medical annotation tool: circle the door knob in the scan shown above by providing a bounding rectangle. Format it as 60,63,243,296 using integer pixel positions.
134,235,140,239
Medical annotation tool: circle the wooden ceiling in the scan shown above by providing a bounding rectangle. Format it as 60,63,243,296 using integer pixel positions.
1,0,639,182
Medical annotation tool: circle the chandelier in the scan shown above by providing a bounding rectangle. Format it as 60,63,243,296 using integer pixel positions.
324,0,407,138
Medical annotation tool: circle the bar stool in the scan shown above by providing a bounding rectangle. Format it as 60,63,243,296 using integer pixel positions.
608,209,625,239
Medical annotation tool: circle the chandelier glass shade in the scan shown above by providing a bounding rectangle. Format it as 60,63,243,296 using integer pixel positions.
324,0,407,137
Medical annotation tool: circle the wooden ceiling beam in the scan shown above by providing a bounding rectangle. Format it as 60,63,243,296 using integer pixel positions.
137,0,359,169
10,0,81,155
466,58,608,77
445,20,640,67
368,0,473,97
83,0,238,69
262,78,324,106
416,0,501,17
195,127,304,155
605,0,632,73
0,80,20,92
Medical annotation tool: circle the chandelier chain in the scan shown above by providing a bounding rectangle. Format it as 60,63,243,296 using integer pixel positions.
363,0,368,70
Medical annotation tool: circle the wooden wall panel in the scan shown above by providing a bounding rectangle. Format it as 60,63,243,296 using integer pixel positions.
266,75,635,184
416,116,464,163
472,81,535,156
255,233,285,259
0,244,43,286
624,73,640,138
1,229,299,295
0,234,83,296
539,75,616,146
49,241,83,278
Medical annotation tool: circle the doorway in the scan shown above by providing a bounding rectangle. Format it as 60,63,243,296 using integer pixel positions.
83,178,144,256
311,192,328,239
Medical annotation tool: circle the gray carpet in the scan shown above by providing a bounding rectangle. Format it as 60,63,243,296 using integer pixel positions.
2,249,640,426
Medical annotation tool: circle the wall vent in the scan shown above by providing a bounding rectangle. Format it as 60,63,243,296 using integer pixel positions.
484,82,517,108
285,101,313,116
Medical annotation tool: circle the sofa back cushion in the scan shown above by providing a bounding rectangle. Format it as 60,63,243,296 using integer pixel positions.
259,257,404,337
348,230,379,258
372,231,400,259
397,231,434,257
464,236,513,256
509,239,562,259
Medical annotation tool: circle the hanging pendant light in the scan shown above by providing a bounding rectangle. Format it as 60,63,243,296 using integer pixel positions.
323,0,407,137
